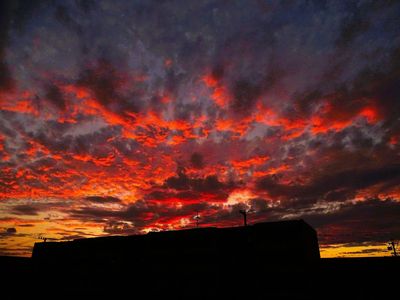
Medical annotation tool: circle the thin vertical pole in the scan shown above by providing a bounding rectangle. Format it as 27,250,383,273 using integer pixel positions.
391,241,397,256
239,210,247,226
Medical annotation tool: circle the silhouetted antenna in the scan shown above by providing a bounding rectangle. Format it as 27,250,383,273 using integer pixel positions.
239,208,255,226
38,234,48,242
387,239,398,256
239,210,247,226
34,234,56,242
194,212,201,228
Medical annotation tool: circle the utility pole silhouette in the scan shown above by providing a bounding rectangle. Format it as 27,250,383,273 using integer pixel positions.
194,212,201,228
239,210,247,226
387,240,398,256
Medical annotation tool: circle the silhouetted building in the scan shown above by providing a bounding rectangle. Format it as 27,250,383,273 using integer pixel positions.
32,219,319,266
5,221,400,299
30,220,321,297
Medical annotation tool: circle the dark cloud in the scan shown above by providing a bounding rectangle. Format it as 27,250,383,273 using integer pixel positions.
165,169,227,194
77,59,144,116
76,0,96,14
54,4,82,34
45,83,66,111
0,0,51,92
6,227,16,234
304,198,400,244
230,79,262,114
248,197,270,213
85,196,122,204
211,64,225,81
0,1,14,92
190,152,204,169
292,89,322,116
0,61,14,92
11,205,39,216
146,190,199,202
165,169,190,191
257,164,400,204
336,12,370,47
55,5,73,25
103,221,139,235
342,248,384,255
72,200,145,217
78,59,124,107
193,175,225,193
69,199,232,231
0,227,18,238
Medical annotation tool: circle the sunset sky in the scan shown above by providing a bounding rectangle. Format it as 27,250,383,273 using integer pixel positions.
1,0,400,257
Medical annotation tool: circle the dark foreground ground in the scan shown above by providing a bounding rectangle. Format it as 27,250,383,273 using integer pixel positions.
2,255,399,299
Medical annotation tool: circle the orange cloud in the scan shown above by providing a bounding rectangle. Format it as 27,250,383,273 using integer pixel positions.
232,155,270,169
202,74,230,108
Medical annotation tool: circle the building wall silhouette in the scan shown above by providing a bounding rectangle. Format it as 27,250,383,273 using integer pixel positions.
33,219,319,266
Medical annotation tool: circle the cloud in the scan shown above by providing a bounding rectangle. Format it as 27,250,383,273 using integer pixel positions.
335,9,370,47
0,1,15,92
164,169,227,193
0,227,17,238
45,83,66,111
342,248,383,255
0,61,14,92
77,59,128,108
85,196,122,204
6,227,16,234
303,198,400,244
103,221,139,235
257,164,400,204
190,152,204,169
11,205,39,216
230,79,262,115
